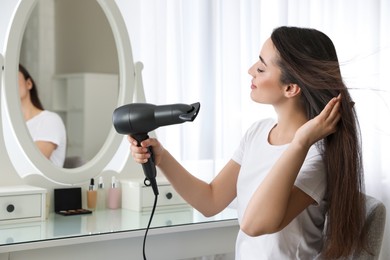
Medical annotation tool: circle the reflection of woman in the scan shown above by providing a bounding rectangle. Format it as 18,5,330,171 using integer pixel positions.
19,64,67,167
129,26,366,259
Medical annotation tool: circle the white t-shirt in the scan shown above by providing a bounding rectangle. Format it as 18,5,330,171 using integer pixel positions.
27,110,67,167
232,118,327,260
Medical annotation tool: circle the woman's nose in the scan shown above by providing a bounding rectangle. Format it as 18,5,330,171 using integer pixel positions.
248,64,255,76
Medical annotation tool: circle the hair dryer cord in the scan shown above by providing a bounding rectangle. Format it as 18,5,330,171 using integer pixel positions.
143,193,158,260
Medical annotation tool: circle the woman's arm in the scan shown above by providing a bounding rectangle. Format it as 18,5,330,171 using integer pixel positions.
35,141,57,159
241,95,341,236
130,137,240,216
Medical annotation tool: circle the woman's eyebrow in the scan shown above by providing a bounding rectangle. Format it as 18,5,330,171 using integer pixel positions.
259,55,267,66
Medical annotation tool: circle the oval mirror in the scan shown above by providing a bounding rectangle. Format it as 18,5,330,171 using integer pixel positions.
20,0,119,168
2,0,135,184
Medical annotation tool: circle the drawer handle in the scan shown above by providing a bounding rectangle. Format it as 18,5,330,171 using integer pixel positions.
165,192,173,200
6,204,15,213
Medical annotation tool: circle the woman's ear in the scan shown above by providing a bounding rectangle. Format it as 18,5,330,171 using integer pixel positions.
284,84,301,98
26,78,33,90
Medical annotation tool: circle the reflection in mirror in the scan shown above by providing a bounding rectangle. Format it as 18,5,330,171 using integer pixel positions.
2,0,135,184
18,63,67,167
19,0,119,168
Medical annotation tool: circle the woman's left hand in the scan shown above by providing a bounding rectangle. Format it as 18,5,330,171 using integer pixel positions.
293,94,342,149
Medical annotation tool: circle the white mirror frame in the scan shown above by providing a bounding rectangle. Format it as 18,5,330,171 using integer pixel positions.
1,0,135,185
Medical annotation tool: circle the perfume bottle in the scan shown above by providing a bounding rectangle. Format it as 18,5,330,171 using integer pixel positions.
87,178,97,211
96,176,106,210
108,176,121,209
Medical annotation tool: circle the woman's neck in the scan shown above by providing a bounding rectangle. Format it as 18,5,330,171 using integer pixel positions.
22,101,42,121
270,103,307,145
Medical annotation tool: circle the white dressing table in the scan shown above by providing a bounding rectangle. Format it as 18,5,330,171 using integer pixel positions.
0,208,239,260
0,1,240,259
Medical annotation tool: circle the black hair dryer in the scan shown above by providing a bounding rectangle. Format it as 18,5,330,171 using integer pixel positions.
112,102,200,196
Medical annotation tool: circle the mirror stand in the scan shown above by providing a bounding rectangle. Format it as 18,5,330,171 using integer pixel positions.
1,0,139,185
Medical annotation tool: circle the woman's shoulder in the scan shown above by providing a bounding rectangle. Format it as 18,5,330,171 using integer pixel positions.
40,110,62,120
243,118,276,140
38,110,65,127
247,117,276,132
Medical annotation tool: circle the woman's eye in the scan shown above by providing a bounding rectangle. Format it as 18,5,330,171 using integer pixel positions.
257,68,264,73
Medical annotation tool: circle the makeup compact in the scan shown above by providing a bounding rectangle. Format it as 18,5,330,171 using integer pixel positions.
54,187,92,216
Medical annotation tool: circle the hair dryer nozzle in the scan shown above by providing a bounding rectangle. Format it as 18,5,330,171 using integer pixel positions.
112,102,201,135
178,102,200,121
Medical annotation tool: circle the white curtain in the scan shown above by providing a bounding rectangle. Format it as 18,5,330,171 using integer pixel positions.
117,0,390,258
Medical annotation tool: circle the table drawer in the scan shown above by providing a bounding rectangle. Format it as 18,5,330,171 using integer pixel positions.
121,178,189,211
0,185,46,224
0,194,42,221
141,185,186,208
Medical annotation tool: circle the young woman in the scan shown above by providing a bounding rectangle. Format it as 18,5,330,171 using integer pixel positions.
129,26,366,259
19,64,67,167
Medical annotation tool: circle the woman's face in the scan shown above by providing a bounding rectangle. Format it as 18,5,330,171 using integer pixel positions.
248,38,285,105
18,71,32,100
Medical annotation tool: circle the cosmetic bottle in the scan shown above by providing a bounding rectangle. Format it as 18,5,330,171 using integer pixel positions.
87,178,97,211
96,176,106,210
108,176,121,209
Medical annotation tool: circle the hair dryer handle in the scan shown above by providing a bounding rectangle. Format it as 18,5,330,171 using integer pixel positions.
132,133,159,196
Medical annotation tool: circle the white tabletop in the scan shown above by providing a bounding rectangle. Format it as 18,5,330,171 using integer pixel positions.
0,207,238,253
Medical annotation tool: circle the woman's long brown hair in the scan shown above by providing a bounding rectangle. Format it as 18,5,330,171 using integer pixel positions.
271,26,366,258
19,64,44,110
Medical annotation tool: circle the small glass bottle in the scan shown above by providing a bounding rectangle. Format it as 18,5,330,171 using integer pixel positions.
87,178,97,211
108,176,121,209
96,176,106,210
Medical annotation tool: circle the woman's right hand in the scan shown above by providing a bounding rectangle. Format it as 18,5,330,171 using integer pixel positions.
293,94,341,149
127,136,165,166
